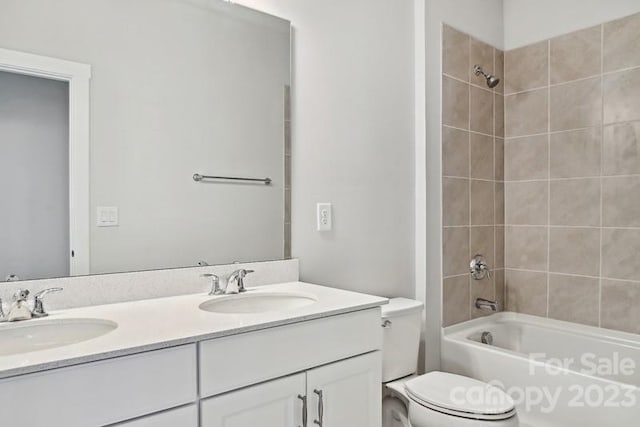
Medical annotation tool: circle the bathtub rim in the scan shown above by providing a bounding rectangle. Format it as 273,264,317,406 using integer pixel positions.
444,312,640,348
442,312,640,388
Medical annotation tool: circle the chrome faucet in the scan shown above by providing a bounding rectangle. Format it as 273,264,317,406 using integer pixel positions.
225,269,254,294
202,274,223,296
475,298,499,312
1,288,63,322
32,288,63,318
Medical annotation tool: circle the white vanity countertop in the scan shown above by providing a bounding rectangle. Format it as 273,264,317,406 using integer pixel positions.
0,282,387,379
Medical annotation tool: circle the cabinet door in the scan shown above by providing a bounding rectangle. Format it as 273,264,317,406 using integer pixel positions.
306,351,382,427
201,373,306,427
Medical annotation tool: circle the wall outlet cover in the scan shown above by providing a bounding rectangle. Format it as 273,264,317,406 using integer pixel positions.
317,203,332,231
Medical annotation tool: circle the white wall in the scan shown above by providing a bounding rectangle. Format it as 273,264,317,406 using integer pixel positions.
422,0,504,371
236,0,416,298
504,0,640,49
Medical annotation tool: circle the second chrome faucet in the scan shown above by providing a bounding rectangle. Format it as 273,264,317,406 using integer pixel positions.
202,269,255,296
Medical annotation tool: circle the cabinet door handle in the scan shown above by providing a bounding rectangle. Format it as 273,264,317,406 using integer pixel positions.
313,389,324,426
298,394,308,427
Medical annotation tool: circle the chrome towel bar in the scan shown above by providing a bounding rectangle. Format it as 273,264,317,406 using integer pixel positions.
193,173,272,185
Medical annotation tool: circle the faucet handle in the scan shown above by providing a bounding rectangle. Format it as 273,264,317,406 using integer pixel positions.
32,288,63,318
226,269,255,294
237,269,254,293
202,274,223,296
470,254,491,280
13,289,30,303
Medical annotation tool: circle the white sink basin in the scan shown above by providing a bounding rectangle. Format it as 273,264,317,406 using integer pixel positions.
0,318,118,356
200,292,318,314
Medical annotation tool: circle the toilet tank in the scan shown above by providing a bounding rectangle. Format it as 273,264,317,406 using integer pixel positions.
381,298,424,383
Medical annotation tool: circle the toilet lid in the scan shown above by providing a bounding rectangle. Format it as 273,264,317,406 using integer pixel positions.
405,372,516,421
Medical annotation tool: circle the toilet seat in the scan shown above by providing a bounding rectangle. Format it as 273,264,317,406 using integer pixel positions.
405,372,516,421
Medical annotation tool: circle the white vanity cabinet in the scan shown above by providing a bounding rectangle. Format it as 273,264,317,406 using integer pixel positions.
201,352,381,427
198,309,381,397
199,309,382,427
0,307,382,427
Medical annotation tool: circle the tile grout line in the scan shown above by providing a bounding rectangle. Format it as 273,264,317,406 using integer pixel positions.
599,23,605,329
502,50,510,311
444,72,496,94
504,268,640,285
443,123,495,139
444,224,500,228
546,39,551,319
467,33,472,321
501,224,640,230
501,174,640,182
502,62,640,97
496,47,504,301
505,119,640,140
507,268,598,280
443,176,493,182
503,49,510,310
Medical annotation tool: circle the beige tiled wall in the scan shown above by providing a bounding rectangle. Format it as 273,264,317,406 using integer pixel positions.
503,12,640,334
442,24,505,327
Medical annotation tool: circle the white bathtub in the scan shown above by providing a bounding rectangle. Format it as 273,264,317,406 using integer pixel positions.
442,312,640,427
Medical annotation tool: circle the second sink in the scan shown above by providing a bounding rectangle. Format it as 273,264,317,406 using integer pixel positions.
200,292,318,314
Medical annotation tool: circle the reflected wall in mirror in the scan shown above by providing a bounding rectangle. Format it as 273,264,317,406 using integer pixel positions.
0,0,292,281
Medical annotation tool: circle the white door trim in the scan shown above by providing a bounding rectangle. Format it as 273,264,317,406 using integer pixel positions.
0,48,91,276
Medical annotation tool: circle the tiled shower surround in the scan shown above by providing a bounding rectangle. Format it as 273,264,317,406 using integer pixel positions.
441,24,505,326
442,13,640,335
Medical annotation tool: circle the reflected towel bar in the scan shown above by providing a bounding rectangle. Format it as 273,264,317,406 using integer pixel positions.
193,173,272,185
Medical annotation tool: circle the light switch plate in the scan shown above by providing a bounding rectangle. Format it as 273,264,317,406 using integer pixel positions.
97,206,119,227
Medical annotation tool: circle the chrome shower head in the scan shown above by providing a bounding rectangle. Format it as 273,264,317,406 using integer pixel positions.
486,74,500,89
474,65,501,89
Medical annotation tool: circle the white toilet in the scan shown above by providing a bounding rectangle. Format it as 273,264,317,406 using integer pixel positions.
381,298,518,427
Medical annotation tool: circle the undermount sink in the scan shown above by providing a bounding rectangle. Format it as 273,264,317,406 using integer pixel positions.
0,318,118,356
199,292,318,314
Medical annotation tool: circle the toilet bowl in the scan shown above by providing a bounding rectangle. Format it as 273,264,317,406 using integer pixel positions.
381,298,518,427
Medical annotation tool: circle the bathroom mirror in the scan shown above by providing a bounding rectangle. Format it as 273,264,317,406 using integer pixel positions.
0,0,291,281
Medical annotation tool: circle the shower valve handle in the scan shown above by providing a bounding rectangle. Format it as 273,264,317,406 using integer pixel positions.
470,254,491,280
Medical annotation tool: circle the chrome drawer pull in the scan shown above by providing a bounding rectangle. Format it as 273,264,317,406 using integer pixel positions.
313,389,323,426
298,394,308,427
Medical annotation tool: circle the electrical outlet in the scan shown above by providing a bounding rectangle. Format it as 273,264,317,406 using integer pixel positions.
317,203,332,231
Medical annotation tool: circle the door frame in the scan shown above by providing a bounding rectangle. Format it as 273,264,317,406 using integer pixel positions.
0,47,91,276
